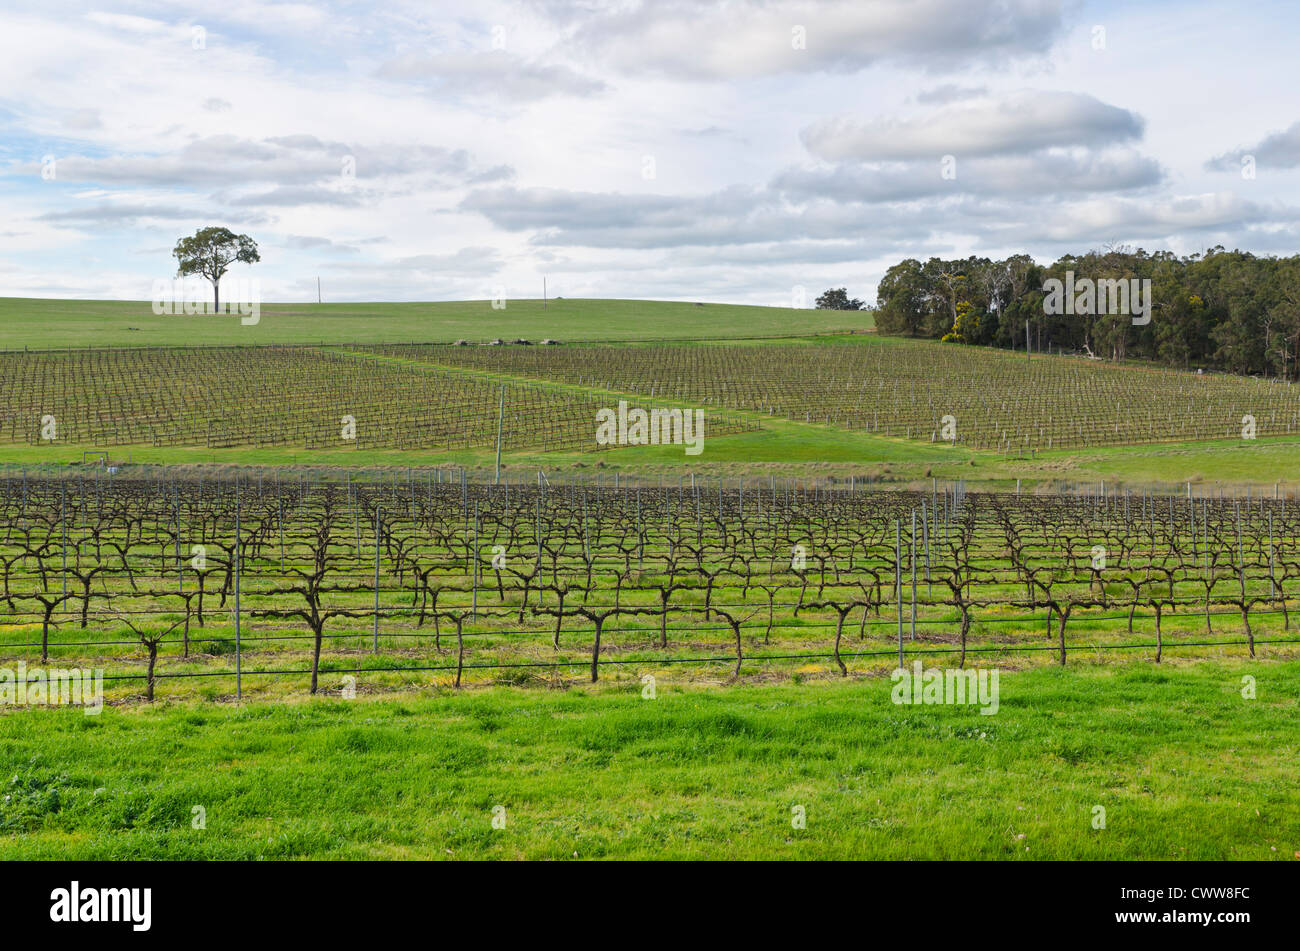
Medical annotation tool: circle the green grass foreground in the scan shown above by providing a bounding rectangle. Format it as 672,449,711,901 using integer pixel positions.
1,658,1297,859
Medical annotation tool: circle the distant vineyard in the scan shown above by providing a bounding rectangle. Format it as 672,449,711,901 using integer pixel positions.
0,346,754,451
360,339,1300,450
1,473,1295,703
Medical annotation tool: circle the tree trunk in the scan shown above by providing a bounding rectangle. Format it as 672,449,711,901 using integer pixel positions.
590,616,603,683
959,607,971,668
146,643,158,701
732,617,744,677
833,612,847,677
1057,606,1070,666
310,626,323,694
455,617,465,687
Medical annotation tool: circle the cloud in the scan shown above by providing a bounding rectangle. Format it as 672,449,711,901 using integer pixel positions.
37,203,268,226
376,50,605,100
773,149,1163,201
1206,120,1300,171
564,0,1065,79
802,91,1144,161
227,185,368,207
283,234,360,253
460,180,1288,258
2,0,1296,306
62,108,101,130
1024,192,1295,242
83,12,169,34
5,135,514,212
459,184,927,248
391,247,504,274
915,84,988,105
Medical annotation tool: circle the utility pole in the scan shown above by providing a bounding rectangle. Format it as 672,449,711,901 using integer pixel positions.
543,276,547,308
317,276,321,304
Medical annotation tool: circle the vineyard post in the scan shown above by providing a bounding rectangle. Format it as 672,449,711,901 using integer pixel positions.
1236,501,1244,598
235,491,241,701
1269,509,1276,599
895,520,903,667
472,501,479,620
278,490,285,570
373,503,381,653
60,482,67,597
922,500,931,596
174,498,182,595
535,498,543,606
910,508,917,641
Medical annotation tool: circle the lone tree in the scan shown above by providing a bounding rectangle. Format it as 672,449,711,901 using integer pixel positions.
815,287,865,310
173,227,260,313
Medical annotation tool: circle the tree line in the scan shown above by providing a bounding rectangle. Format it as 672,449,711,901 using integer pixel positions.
868,247,1300,377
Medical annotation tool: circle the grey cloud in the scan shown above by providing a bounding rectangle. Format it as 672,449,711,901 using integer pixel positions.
774,150,1163,202
1206,120,1300,171
460,180,1296,259
915,84,988,105
393,247,503,273
283,234,360,253
467,164,515,185
327,247,504,280
562,0,1065,80
37,203,268,226
962,192,1298,248
460,185,927,248
802,92,1144,161
7,136,513,196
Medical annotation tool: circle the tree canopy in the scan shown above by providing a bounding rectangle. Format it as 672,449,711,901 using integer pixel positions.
815,287,866,311
173,227,260,311
873,247,1300,378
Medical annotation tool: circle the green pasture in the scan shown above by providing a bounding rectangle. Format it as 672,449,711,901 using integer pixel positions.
0,297,867,350
1,657,1295,859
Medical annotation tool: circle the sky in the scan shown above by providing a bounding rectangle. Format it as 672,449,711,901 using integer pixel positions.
1,0,1299,306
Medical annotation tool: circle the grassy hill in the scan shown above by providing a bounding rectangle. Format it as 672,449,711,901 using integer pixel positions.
0,297,870,349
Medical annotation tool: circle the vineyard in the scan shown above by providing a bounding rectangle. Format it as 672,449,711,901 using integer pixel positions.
2,471,1296,704
2,337,1297,458
361,338,1300,450
0,346,754,451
